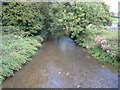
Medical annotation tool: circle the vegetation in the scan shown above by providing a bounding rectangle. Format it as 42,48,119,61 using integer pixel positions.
1,1,119,84
2,2,49,36
49,2,112,38
48,2,119,69
75,28,119,67
1,34,44,83
1,2,48,83
111,17,118,23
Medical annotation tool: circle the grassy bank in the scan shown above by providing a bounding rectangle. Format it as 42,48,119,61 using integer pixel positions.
0,34,44,84
75,28,119,67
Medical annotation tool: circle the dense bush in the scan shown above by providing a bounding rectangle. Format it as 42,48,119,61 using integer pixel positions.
2,2,112,37
2,2,45,36
49,2,112,38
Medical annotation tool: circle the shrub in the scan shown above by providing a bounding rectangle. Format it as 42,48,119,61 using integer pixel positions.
2,2,44,36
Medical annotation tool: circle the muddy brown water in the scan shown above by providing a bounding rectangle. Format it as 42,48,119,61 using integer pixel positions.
2,36,118,88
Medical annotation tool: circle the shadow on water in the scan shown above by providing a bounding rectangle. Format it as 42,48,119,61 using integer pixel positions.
2,36,118,88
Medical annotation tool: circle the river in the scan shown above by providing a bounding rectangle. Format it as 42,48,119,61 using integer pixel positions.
2,36,118,88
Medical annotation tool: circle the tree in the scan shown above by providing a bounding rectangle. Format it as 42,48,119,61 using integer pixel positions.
2,2,44,36
49,2,112,38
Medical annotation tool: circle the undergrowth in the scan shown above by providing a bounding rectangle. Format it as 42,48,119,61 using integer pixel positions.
75,28,119,68
0,34,44,84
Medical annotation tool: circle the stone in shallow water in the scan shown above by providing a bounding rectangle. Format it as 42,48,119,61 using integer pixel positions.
66,72,69,76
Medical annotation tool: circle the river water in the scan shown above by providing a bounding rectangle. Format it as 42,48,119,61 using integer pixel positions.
2,36,118,88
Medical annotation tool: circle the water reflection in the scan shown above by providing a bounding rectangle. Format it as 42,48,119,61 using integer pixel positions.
56,36,75,53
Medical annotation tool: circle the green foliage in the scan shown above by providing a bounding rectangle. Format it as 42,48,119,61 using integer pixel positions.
75,28,103,47
2,2,44,36
75,27,118,67
49,2,112,38
0,34,43,84
34,36,44,43
1,2,49,84
2,2,112,38
111,17,118,22
89,47,118,67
